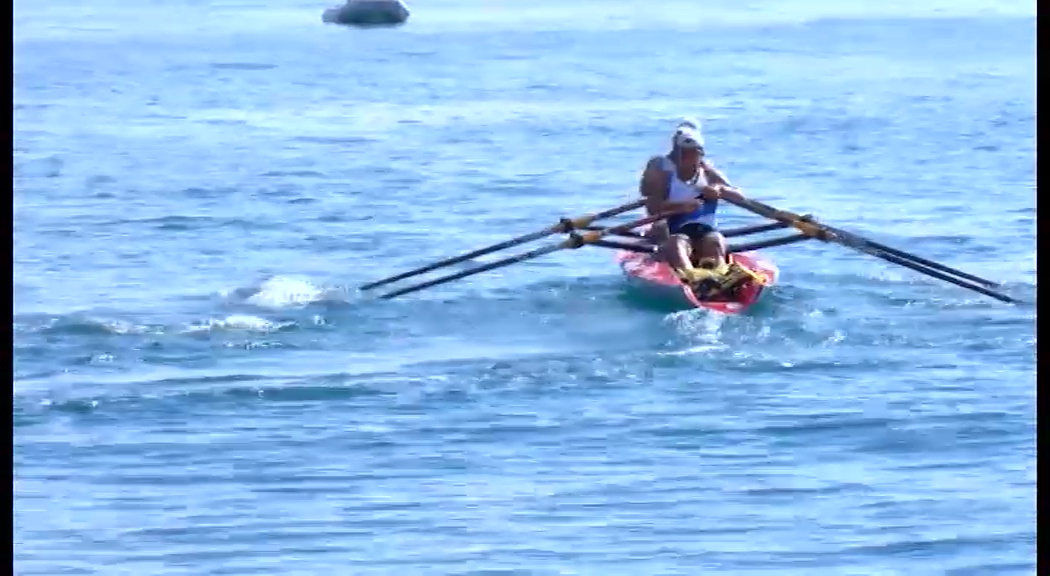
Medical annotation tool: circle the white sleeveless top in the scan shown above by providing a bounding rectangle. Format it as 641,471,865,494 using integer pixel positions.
660,156,717,231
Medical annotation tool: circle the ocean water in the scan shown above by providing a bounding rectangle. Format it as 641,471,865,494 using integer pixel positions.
13,0,1036,574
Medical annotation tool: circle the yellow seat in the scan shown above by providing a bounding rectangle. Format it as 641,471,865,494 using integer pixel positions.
676,259,765,299
676,259,728,283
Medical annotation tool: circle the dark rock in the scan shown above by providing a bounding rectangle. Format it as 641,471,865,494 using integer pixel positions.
322,0,410,27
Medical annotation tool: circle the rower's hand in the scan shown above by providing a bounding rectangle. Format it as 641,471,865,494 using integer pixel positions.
701,185,722,200
714,184,744,201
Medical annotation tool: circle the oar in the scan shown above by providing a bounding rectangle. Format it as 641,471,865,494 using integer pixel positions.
590,238,658,254
360,199,646,290
584,220,788,239
377,210,680,300
729,233,811,254
723,221,791,238
845,235,1001,288
722,195,1020,304
582,225,646,239
722,196,1001,286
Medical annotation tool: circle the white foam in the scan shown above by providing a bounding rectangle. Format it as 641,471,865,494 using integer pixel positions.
244,276,325,309
183,314,289,334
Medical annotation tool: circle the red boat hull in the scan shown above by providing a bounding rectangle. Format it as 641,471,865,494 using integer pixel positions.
615,250,779,314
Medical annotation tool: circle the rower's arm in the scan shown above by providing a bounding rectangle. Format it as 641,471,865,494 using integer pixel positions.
639,157,669,215
701,159,731,186
701,159,746,201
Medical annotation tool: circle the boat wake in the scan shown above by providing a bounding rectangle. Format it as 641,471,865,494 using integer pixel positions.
655,282,856,359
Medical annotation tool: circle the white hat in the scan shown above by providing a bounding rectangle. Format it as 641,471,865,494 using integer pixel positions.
673,118,705,149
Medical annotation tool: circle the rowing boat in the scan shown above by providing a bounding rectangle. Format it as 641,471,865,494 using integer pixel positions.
361,197,1019,308
616,249,778,314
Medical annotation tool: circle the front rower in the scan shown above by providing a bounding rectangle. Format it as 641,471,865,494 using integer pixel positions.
639,119,756,297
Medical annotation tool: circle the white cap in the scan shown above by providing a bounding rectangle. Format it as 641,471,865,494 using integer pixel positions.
673,118,705,149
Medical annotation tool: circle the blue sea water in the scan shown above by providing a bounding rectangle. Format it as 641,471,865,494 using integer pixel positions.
14,0,1036,574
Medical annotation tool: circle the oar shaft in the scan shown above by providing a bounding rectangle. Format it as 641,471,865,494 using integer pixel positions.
729,233,811,254
360,199,645,290
722,195,1017,303
581,225,646,239
378,242,565,300
739,195,1001,287
849,236,1000,288
820,224,1002,289
722,221,791,238
377,210,675,300
721,196,827,238
583,219,789,241
587,220,788,240
867,245,1020,304
722,195,979,272
589,239,657,254
361,229,545,291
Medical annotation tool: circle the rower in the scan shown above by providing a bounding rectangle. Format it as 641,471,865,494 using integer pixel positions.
638,118,749,285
